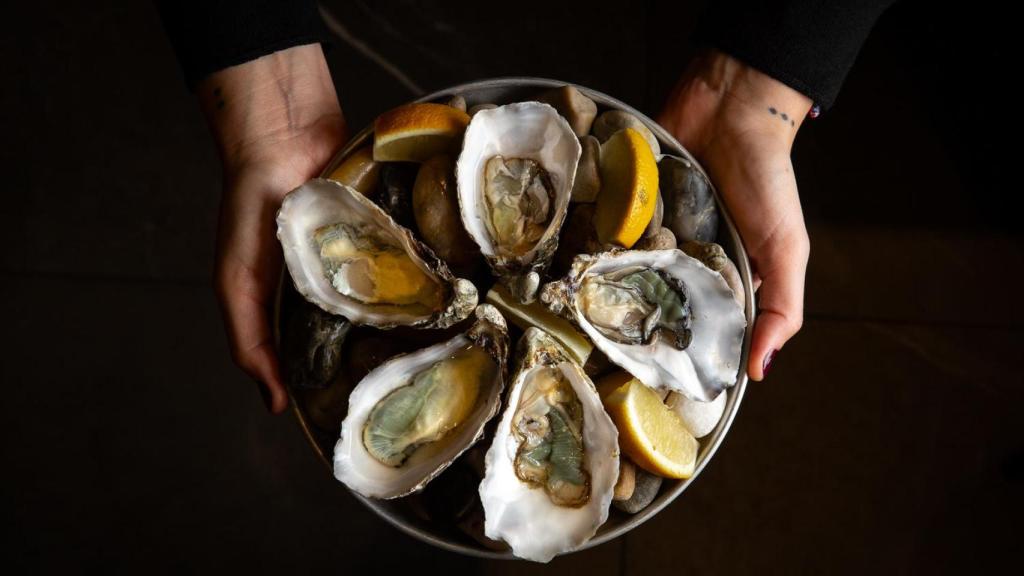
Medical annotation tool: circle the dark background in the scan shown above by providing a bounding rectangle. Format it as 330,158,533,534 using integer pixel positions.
3,0,1020,573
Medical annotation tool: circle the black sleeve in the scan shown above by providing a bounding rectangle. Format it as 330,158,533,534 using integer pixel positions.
692,0,898,113
155,0,330,91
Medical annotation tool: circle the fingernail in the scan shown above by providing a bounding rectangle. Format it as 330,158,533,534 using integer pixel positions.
762,349,778,377
255,380,273,411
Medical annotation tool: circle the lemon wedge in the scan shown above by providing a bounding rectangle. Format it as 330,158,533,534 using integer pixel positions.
593,128,659,248
485,284,592,365
373,103,470,162
599,372,698,479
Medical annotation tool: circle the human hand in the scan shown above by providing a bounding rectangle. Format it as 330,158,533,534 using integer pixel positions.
657,47,812,381
199,44,347,412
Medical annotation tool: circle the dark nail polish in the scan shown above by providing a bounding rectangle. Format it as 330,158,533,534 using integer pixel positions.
255,380,273,411
762,349,778,377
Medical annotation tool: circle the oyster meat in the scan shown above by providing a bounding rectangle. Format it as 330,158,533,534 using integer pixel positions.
456,102,581,302
479,328,618,562
541,249,746,402
482,155,556,257
277,178,477,329
334,305,509,499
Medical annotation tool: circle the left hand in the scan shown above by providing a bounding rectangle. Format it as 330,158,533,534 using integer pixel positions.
657,47,813,381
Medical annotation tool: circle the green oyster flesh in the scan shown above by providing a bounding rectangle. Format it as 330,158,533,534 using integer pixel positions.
362,345,496,467
580,265,692,350
511,365,590,507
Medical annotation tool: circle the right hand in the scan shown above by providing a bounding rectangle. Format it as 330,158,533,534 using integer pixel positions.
199,44,347,413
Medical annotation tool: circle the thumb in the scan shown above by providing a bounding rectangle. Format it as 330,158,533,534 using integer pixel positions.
747,227,809,381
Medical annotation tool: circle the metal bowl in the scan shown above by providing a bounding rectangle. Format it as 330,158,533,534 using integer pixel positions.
274,77,755,559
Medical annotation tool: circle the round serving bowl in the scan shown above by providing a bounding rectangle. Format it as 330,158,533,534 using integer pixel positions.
274,77,755,559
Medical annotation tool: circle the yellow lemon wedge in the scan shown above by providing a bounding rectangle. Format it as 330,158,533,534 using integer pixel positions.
593,127,659,248
596,370,636,400
485,284,593,365
373,103,470,162
599,373,698,479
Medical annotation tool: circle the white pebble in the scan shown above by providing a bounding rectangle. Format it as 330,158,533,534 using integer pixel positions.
667,390,727,438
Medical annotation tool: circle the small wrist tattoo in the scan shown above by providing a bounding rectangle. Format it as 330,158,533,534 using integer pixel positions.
767,106,795,127
213,86,226,111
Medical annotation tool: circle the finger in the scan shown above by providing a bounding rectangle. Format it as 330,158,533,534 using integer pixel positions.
214,182,291,414
748,231,809,381
217,259,290,414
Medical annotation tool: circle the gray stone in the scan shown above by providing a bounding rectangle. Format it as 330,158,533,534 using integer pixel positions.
283,299,351,390
378,162,419,229
680,241,744,307
446,94,467,111
554,203,597,274
613,465,663,514
535,84,598,137
642,193,664,238
591,109,661,156
412,155,480,276
679,240,728,271
635,227,676,251
719,257,745,308
660,155,719,242
613,458,637,501
571,135,601,203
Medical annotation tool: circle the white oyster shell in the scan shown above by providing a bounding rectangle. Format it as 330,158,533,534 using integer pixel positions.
334,305,508,499
455,102,581,295
277,178,477,328
479,328,619,562
541,249,746,402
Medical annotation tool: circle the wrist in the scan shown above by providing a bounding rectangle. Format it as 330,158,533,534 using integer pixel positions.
661,48,813,152
198,44,344,170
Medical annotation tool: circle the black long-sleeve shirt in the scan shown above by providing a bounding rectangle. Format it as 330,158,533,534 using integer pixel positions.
157,0,896,114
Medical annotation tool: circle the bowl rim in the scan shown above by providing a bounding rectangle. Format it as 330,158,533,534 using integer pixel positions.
273,76,755,560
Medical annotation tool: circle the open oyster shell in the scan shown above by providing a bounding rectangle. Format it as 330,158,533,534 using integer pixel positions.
541,249,746,402
479,328,619,562
334,305,509,499
277,178,477,329
456,102,581,302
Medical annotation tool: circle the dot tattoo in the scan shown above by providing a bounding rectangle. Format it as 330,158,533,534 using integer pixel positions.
767,106,796,128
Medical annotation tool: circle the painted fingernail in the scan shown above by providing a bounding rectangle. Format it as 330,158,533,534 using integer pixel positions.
762,349,778,377
255,380,273,411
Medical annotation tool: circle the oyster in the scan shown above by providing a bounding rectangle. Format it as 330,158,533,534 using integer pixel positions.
277,178,477,329
479,328,618,562
541,249,746,402
456,102,581,302
334,305,509,499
